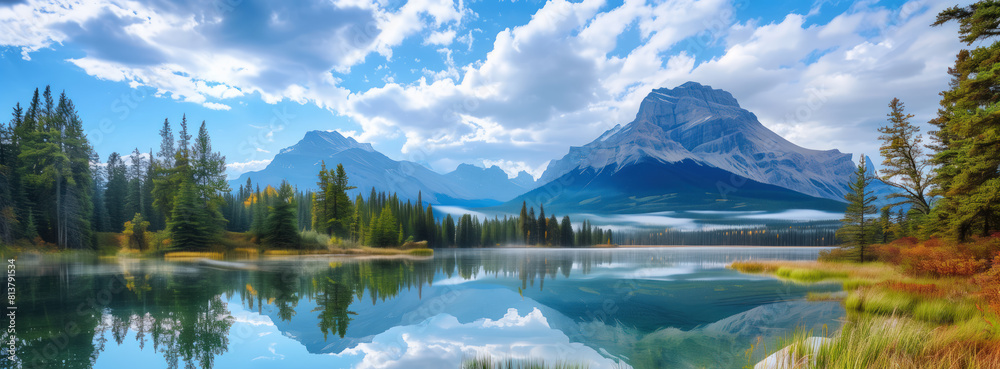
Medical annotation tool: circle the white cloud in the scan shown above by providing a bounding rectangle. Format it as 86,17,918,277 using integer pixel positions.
1,0,968,179
424,29,457,45
339,308,629,369
1,0,468,112
337,0,964,176
481,159,547,179
202,102,232,111
227,159,272,179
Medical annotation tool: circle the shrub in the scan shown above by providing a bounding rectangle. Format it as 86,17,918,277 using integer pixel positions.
883,281,938,296
974,253,1000,315
819,247,856,262
898,242,987,277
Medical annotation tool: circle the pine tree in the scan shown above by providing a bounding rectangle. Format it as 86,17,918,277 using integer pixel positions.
547,214,559,246
877,98,932,214
191,121,228,230
263,181,300,249
157,118,175,168
329,164,355,236
837,156,879,262
518,201,528,244
930,3,1000,239
444,214,456,247
560,216,573,247
105,152,128,231
167,178,214,250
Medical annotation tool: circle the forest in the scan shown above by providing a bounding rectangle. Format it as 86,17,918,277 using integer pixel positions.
0,101,614,252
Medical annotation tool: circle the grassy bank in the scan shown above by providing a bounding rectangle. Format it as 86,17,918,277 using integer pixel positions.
730,239,1000,368
4,231,433,259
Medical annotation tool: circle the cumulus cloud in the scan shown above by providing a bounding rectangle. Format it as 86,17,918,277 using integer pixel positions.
227,159,272,178
1,0,467,108
339,308,628,369
337,0,963,174
1,0,967,176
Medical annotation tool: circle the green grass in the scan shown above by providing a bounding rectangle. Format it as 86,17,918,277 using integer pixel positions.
408,248,434,256
461,355,592,369
735,259,1000,368
846,287,980,324
774,266,848,282
911,298,978,324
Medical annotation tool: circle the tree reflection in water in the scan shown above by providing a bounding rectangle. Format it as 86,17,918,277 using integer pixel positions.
10,250,625,369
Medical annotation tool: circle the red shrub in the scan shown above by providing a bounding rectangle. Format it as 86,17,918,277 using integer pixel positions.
974,253,1000,315
883,281,939,296
873,243,902,264
899,244,987,277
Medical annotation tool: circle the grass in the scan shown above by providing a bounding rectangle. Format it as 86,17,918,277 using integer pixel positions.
461,355,592,369
163,251,224,260
774,266,848,282
261,247,434,257
731,258,1000,369
806,291,847,301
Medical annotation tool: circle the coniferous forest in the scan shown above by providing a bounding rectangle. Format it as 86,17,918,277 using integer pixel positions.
0,91,615,251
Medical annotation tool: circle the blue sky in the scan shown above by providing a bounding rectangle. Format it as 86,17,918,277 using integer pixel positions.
0,0,969,179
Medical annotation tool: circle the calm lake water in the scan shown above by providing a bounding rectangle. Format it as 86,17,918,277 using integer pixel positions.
8,247,845,369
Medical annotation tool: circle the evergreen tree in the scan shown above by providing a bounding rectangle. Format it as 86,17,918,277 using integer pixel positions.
930,3,1000,239
157,118,175,168
537,205,546,245
329,164,355,236
526,207,536,245
167,178,214,250
191,121,228,230
312,161,331,234
547,214,559,246
837,156,879,262
105,152,128,231
560,216,573,247
444,214,456,247
877,98,932,214
263,181,300,249
518,201,528,244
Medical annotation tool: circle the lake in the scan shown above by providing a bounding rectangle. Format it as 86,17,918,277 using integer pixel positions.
9,247,845,369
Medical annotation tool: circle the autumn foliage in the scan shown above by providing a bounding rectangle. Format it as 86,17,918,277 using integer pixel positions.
872,236,997,277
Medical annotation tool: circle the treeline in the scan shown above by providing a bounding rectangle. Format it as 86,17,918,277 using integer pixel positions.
0,87,94,248
621,226,839,246
0,86,229,251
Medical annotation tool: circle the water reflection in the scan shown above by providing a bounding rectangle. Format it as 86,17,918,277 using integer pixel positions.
10,247,840,369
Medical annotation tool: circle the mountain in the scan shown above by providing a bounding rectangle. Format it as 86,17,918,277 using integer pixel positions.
539,82,856,202
229,131,536,204
507,82,855,213
442,164,538,202
510,158,846,213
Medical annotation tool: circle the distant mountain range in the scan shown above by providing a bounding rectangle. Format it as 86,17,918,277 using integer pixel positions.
228,130,538,205
232,82,901,215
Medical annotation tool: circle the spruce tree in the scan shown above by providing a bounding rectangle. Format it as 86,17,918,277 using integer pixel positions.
560,216,573,247
877,98,932,214
837,156,879,262
167,178,214,250
930,2,1000,239
263,181,300,249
